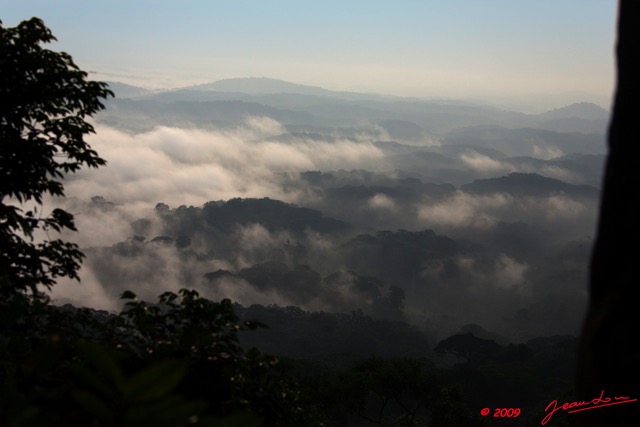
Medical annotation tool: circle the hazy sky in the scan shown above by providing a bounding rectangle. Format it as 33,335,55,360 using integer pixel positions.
3,0,617,107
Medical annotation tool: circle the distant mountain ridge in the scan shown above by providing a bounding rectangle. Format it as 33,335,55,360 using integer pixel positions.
105,77,607,120
537,102,609,120
461,172,599,199
104,81,150,98
100,78,609,137
190,77,339,97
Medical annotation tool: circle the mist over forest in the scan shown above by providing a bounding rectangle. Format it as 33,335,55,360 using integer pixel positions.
51,77,607,343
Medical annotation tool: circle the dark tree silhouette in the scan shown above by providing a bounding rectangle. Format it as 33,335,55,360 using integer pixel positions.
577,2,640,426
0,18,112,298
435,333,502,363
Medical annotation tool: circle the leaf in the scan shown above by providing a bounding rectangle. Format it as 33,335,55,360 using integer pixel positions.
201,412,263,427
120,290,137,300
124,359,187,403
72,342,125,398
125,396,208,427
71,390,117,427
0,17,111,298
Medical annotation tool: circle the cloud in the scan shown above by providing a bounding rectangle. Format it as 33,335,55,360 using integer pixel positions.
367,193,397,211
231,224,294,269
532,144,564,160
243,116,285,137
50,240,238,310
63,118,384,212
538,165,579,183
417,189,593,235
51,269,120,312
38,117,597,341
531,194,586,220
200,276,292,308
459,151,510,173
494,254,529,290
418,191,512,228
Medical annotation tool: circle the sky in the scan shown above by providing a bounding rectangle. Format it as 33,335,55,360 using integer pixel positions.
3,0,617,108
4,1,607,333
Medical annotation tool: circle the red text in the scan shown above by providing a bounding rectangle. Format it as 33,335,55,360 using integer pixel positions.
541,390,637,425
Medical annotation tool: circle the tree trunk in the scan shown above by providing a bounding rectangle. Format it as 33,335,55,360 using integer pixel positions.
576,1,640,425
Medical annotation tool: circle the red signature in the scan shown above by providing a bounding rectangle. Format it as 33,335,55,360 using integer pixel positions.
541,390,637,425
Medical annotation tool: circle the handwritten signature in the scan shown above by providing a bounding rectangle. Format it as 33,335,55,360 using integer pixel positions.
541,390,637,425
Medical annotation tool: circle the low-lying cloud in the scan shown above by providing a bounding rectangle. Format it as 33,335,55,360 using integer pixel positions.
460,151,511,173
418,191,512,229
417,190,593,234
40,117,599,341
64,118,384,211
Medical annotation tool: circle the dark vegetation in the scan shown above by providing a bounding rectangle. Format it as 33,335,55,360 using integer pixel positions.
1,289,578,426
1,17,596,427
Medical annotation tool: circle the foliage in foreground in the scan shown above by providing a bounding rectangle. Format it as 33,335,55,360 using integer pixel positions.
0,17,112,298
0,289,327,426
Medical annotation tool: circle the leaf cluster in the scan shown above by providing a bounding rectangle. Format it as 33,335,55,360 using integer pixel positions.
0,17,112,297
